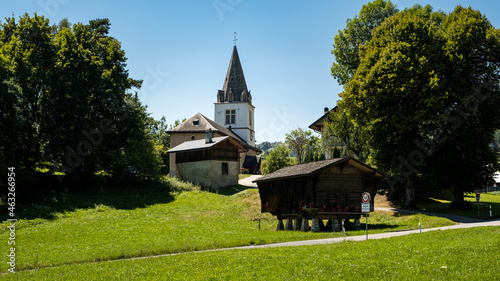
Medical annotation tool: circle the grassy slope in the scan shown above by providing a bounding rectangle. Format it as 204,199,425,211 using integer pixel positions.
4,227,499,280
1,184,454,272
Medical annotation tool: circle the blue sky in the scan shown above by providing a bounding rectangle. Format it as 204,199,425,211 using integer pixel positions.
2,0,500,142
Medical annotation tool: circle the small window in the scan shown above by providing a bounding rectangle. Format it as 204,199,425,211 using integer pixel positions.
190,136,195,140
222,162,229,175
249,111,252,126
225,109,236,124
192,119,199,125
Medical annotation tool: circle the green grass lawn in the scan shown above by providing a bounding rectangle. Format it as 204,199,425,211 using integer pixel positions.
1,181,454,273
419,193,500,219
3,227,499,280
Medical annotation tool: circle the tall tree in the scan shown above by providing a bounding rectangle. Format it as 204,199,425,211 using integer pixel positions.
285,128,313,164
331,0,398,86
0,14,162,190
340,9,447,208
339,6,500,208
421,6,500,207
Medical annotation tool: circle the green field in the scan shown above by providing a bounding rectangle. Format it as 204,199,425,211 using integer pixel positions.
420,193,500,219
2,227,499,280
1,181,455,274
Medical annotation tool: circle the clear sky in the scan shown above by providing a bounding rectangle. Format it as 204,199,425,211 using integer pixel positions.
2,0,500,143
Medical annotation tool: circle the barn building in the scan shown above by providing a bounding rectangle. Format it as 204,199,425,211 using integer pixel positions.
253,157,384,232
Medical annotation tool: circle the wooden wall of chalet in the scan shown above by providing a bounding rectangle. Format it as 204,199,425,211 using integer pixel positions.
258,163,381,216
175,139,239,164
310,165,367,209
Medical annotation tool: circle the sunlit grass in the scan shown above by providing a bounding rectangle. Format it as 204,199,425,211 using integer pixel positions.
4,227,499,280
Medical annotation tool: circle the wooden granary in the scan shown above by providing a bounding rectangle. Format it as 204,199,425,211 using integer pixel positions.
253,157,384,232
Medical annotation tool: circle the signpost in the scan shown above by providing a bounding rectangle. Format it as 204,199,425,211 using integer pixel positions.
475,190,481,217
361,192,371,240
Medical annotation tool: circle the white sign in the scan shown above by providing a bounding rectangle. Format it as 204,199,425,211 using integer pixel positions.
361,202,371,213
361,192,371,203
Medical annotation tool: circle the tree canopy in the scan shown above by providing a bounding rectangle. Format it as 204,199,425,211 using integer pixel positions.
333,4,500,208
261,146,293,175
285,128,313,164
0,14,165,192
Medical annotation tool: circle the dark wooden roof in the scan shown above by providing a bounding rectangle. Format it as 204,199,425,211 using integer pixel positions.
253,157,383,183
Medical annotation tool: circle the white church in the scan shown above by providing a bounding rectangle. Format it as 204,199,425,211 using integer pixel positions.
167,45,261,189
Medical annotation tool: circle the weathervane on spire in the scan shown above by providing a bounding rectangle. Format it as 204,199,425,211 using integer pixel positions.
233,32,238,46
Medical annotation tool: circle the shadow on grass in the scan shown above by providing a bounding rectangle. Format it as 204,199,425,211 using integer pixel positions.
418,193,500,220
2,183,175,221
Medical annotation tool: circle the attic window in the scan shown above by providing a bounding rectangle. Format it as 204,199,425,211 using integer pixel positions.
190,136,195,140
192,119,199,125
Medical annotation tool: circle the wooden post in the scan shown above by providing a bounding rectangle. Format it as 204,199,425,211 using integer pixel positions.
332,219,341,232
354,218,361,230
301,218,309,231
285,218,293,230
293,218,301,231
276,219,284,231
311,218,320,232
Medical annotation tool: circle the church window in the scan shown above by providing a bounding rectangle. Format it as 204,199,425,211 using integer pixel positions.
225,109,236,124
249,111,252,126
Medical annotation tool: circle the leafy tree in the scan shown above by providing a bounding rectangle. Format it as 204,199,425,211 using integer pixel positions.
421,6,500,207
323,106,371,162
261,146,293,175
331,0,398,86
285,128,313,164
0,14,162,190
303,135,324,163
338,6,500,208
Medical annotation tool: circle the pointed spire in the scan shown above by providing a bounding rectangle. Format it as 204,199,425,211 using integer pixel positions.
222,46,248,102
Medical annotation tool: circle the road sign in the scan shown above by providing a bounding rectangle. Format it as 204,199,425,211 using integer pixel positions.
361,192,371,203
361,202,371,213
476,190,481,202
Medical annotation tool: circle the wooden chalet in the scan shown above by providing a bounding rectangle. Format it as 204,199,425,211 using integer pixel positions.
253,157,384,232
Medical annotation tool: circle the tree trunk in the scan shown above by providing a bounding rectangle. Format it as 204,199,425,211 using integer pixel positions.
451,186,469,209
403,175,417,209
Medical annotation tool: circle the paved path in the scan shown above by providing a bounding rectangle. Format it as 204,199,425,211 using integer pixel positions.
238,175,262,187
121,218,500,263
226,219,500,250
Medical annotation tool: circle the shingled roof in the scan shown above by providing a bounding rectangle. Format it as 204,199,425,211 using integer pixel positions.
167,113,260,152
253,157,383,183
167,136,236,153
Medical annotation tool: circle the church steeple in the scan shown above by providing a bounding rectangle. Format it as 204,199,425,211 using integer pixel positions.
214,44,255,147
220,46,251,104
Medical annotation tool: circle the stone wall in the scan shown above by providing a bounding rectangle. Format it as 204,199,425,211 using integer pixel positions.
176,160,239,189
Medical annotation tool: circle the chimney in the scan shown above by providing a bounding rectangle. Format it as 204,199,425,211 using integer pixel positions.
324,107,329,114
205,129,213,144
